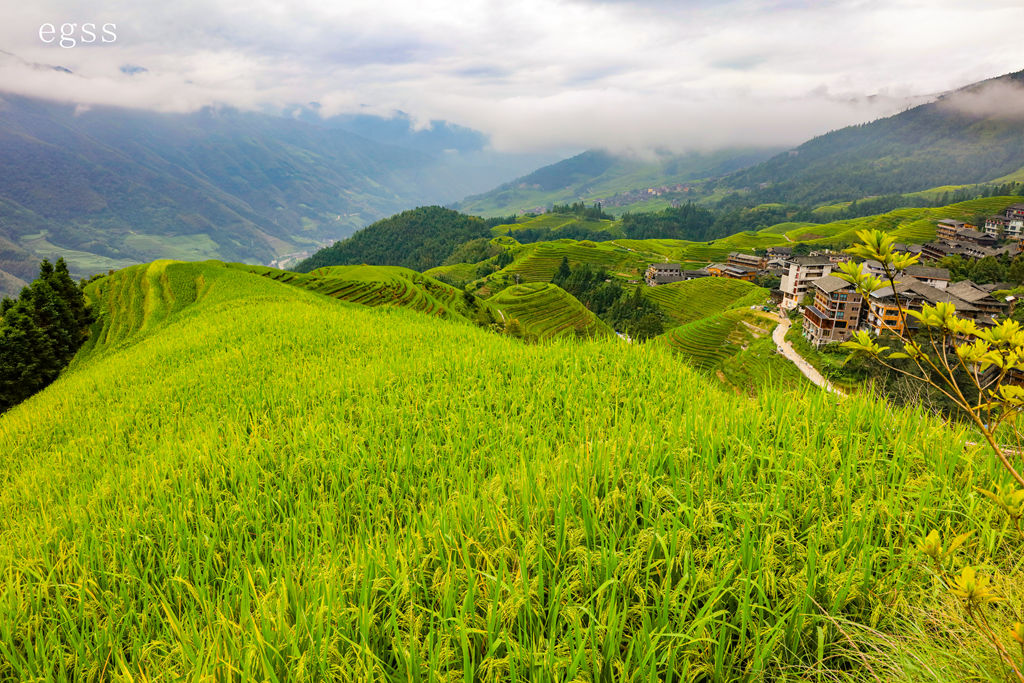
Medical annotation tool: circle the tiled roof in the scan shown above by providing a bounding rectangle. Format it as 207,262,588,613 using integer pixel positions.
812,275,853,294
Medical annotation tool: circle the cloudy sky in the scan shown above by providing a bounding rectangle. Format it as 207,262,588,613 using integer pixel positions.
1,0,1022,153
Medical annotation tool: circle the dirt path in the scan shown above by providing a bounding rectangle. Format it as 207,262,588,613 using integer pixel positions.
772,316,845,396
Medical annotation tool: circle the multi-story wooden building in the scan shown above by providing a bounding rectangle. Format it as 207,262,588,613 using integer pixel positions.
706,263,757,281
802,276,864,346
863,280,981,336
945,280,1011,320
726,251,765,271
779,256,835,309
645,263,683,286
936,219,966,241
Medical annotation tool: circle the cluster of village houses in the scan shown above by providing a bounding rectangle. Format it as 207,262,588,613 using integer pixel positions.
644,203,1024,347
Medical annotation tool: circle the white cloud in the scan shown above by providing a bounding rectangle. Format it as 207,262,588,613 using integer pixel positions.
0,0,1021,151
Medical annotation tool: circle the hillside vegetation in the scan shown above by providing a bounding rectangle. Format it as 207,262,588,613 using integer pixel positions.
641,277,768,327
296,206,494,273
660,308,803,389
1,260,1017,680
488,282,614,340
232,263,482,321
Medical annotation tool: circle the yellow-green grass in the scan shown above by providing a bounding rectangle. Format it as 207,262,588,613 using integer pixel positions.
490,213,623,237
758,221,818,235
642,278,769,327
423,262,481,284
1,260,1021,680
491,240,649,285
614,231,790,264
231,263,478,320
720,332,806,392
660,309,808,392
782,197,1023,246
488,282,615,340
661,308,769,370
811,202,853,216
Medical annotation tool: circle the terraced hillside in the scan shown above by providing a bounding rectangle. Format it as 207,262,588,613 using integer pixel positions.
1,259,1019,680
471,240,651,296
489,213,623,238
643,277,769,327
660,308,803,391
488,282,615,340
770,196,1022,246
231,263,481,320
422,261,481,286
470,195,1024,294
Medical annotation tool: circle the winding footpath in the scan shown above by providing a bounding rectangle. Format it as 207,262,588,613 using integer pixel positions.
772,316,845,396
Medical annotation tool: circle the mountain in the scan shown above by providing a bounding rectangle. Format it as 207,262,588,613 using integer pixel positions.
0,93,548,296
717,69,1024,205
459,70,1024,219
295,206,494,273
454,147,781,216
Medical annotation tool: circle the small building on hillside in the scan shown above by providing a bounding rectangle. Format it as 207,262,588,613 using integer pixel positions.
921,240,1000,261
645,263,683,286
945,280,1011,320
985,215,1009,237
957,228,997,247
726,251,765,271
766,246,793,257
904,265,951,290
802,275,863,347
864,280,980,336
681,269,710,281
1007,203,1024,220
937,219,966,241
706,263,757,281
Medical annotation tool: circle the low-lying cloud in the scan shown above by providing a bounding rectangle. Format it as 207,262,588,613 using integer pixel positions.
0,0,1021,153
938,78,1024,122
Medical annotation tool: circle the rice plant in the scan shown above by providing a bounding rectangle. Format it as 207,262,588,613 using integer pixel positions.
0,260,1018,680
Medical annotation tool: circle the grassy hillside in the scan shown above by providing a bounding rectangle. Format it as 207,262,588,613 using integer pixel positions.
488,282,614,340
471,240,651,296
642,278,769,327
769,196,1021,247
489,213,624,238
232,263,481,321
0,260,1020,679
659,309,794,387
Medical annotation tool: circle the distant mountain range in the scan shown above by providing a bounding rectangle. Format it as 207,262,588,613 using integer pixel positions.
455,147,781,216
461,69,1024,216
5,68,1024,297
0,94,554,295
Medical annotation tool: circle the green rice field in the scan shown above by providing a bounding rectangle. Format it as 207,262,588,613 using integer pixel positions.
0,260,1021,680
642,278,768,327
488,282,614,340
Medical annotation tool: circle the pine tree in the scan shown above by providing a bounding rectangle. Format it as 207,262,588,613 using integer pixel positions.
553,257,571,286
